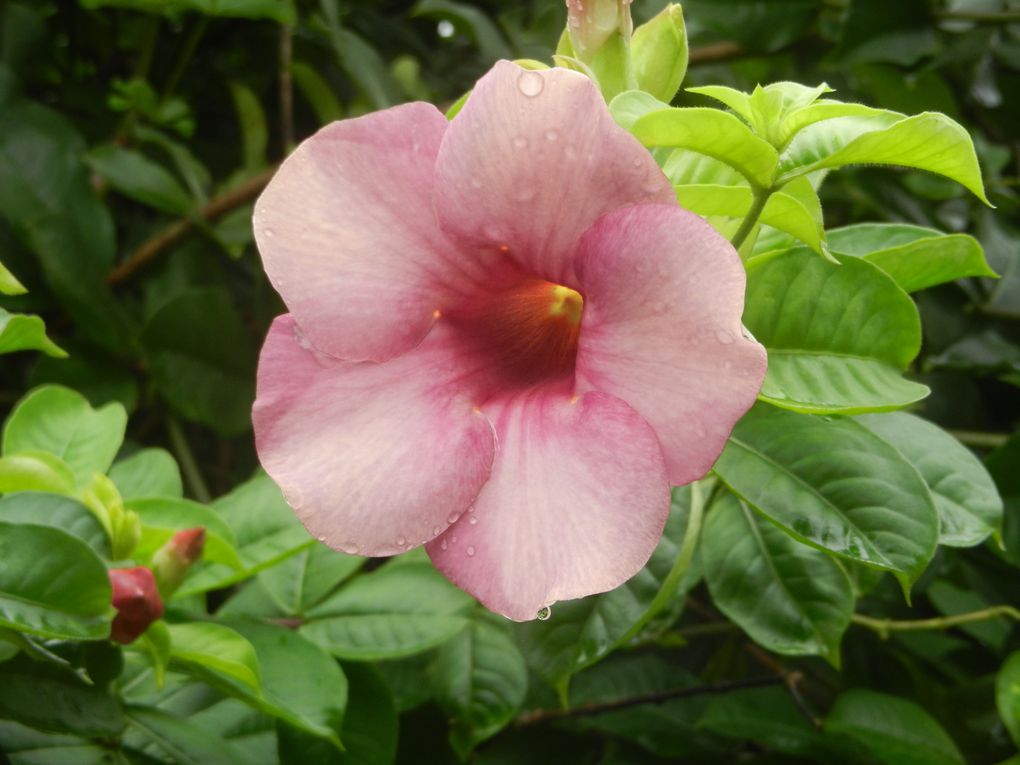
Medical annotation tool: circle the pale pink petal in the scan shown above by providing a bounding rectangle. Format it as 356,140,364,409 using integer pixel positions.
433,61,675,287
427,386,670,621
253,315,496,556
575,204,767,485
254,103,492,363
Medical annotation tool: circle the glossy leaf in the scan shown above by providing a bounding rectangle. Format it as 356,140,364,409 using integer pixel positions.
168,622,262,695
630,107,779,187
0,257,26,294
126,705,247,764
429,616,528,756
828,223,996,293
857,412,1003,547
745,248,928,413
0,308,65,357
702,492,853,664
2,385,126,486
0,492,109,556
0,521,113,639
176,473,314,596
259,543,365,616
825,689,965,765
302,562,473,660
713,405,939,588
108,448,183,500
0,451,76,495
779,112,989,203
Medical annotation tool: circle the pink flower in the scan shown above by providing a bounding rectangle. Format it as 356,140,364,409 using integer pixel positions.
109,567,164,644
252,61,766,621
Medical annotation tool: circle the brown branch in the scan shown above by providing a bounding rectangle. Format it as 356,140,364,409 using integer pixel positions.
107,166,278,286
688,41,744,65
514,675,783,727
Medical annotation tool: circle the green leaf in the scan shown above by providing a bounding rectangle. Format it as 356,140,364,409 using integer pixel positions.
228,82,268,168
79,0,295,23
140,288,256,436
713,405,939,589
997,651,1020,749
825,689,965,765
779,111,989,204
0,656,124,736
828,223,996,293
85,144,193,215
177,473,314,596
168,622,262,695
686,85,753,121
109,448,183,500
608,90,671,131
0,492,109,556
778,100,901,149
0,451,76,494
259,543,365,616
302,562,473,660
320,0,401,109
277,662,397,765
290,61,345,124
429,616,528,756
0,308,65,357
675,179,825,254
832,0,936,67
698,686,826,757
745,248,928,413
702,492,853,664
514,488,700,696
128,496,242,569
0,720,113,764
0,103,129,352
680,0,818,52
857,413,1003,547
229,622,347,747
3,385,127,486
126,705,247,765
135,619,171,687
630,107,779,187
0,521,112,639
0,257,26,294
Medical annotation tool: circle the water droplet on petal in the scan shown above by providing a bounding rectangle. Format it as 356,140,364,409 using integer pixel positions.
512,135,528,149
469,516,478,525
447,512,461,524
517,71,544,97
440,539,448,550
466,546,476,556
317,535,326,542
432,525,441,536
544,129,559,142
716,329,735,344
536,606,552,621
263,228,275,238
397,536,406,547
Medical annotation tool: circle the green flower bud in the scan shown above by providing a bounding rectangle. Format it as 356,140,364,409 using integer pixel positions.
632,4,688,103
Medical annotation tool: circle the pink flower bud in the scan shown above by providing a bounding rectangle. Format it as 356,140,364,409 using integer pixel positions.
152,527,206,597
566,0,634,59
109,567,164,645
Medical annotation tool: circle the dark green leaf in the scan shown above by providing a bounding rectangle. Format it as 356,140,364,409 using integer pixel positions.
109,448,183,500
126,705,247,765
0,492,109,556
85,145,193,215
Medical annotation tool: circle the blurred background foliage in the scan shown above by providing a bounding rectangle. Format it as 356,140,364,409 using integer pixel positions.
1,0,1020,763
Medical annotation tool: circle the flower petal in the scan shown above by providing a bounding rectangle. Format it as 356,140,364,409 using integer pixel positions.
575,203,767,485
253,315,496,556
434,61,675,287
427,386,670,621
254,103,488,363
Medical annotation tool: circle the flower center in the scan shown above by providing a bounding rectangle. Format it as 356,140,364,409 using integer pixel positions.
449,278,584,388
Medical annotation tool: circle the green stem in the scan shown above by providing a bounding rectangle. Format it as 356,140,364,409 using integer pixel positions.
619,480,707,645
851,606,1020,641
161,16,209,101
166,416,211,503
730,187,771,251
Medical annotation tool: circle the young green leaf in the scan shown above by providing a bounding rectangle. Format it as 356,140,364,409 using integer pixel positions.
702,492,853,665
713,405,939,589
168,622,262,694
109,448,183,500
828,223,996,292
2,385,127,486
0,492,109,556
0,309,65,357
745,248,928,414
0,258,26,295
996,651,1020,749
0,451,77,495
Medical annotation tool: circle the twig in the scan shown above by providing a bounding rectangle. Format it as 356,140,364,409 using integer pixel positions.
514,675,783,727
166,415,211,503
743,642,822,728
107,166,278,286
851,606,1020,640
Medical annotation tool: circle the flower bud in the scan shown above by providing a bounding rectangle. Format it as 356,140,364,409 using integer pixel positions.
151,527,206,597
109,567,164,645
566,0,633,59
632,4,688,103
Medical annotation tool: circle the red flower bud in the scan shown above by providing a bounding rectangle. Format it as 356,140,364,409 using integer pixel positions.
169,527,206,565
108,567,164,645
152,527,206,597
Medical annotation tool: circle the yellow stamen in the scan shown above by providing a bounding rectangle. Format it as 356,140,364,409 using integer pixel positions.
549,285,583,325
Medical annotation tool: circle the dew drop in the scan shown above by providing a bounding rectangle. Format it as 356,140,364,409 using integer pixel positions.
451,535,458,543
517,71,544,97
340,542,359,555
397,536,406,547
469,516,478,525
317,535,327,542
466,546,476,556
536,606,552,621
544,129,559,142
432,525,441,536
447,512,461,524
716,329,735,345
512,135,528,149
440,539,448,550
263,228,275,238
